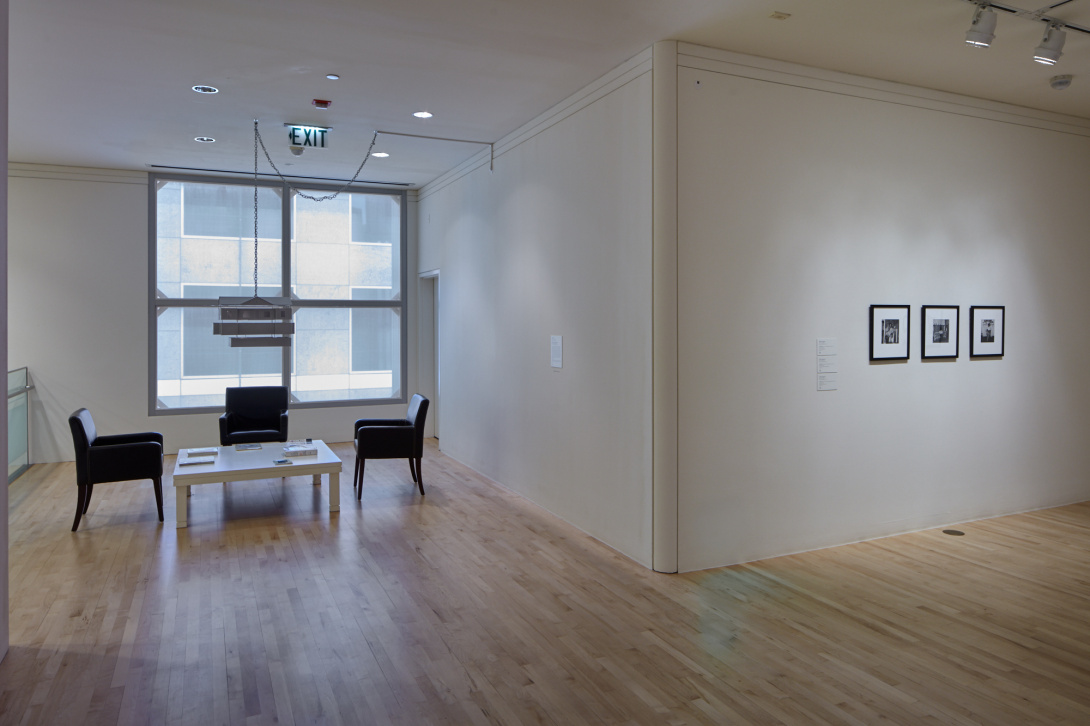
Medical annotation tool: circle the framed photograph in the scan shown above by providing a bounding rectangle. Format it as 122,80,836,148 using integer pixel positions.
921,305,959,359
870,305,910,361
970,306,1005,357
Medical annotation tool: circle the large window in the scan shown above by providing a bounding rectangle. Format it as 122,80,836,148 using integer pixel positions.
151,175,406,413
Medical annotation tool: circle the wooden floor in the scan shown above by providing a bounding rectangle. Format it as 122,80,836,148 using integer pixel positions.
3,441,1090,725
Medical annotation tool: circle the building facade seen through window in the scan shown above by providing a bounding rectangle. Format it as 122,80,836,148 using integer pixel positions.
151,175,406,413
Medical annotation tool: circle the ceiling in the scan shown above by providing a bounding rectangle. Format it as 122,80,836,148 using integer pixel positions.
9,0,1089,188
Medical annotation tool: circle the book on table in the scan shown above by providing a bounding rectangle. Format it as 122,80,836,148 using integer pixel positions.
283,441,318,457
179,455,216,466
234,443,262,451
186,447,218,457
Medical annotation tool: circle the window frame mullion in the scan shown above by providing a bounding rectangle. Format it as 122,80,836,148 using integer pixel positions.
281,183,293,393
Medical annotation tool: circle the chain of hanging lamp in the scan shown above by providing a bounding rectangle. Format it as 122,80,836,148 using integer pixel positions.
254,120,378,202
248,120,379,296
253,122,260,298
217,121,381,347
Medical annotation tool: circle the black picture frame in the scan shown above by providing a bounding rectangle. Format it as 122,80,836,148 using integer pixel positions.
921,305,960,360
970,306,1005,357
870,305,910,361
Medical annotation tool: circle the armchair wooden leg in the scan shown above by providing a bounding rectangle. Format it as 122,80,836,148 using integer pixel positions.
73,484,87,531
353,457,360,493
416,458,425,496
408,458,418,483
84,483,94,513
357,459,365,500
153,477,165,523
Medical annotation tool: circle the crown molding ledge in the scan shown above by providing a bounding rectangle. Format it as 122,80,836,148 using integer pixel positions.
678,42,1090,139
7,163,148,185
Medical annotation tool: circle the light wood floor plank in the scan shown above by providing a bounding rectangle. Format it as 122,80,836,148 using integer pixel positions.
4,441,1090,724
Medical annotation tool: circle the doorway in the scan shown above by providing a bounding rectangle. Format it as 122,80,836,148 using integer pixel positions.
418,271,439,441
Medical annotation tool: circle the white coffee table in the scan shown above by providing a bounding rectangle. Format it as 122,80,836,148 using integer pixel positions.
172,440,342,528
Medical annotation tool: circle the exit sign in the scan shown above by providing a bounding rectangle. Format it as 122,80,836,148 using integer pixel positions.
286,125,330,148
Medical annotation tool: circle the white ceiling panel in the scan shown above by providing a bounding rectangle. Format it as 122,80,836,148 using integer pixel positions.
9,0,1089,187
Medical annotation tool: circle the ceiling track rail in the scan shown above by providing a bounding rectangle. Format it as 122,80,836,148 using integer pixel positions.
375,130,496,172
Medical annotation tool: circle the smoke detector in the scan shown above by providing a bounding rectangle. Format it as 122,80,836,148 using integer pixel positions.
1049,74,1073,90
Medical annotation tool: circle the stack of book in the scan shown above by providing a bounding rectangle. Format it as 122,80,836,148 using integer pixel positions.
283,440,318,457
179,446,218,466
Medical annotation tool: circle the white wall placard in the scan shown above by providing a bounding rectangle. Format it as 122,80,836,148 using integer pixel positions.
550,335,563,368
817,338,837,390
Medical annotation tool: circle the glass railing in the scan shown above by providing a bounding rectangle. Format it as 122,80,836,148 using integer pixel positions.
8,367,32,482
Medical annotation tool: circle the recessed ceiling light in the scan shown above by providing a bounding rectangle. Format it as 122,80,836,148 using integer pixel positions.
326,73,340,80
371,152,389,158
413,111,433,119
194,137,216,143
192,85,219,94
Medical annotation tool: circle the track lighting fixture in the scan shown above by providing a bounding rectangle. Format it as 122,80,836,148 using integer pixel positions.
965,5,997,48
954,0,1088,67
1033,25,1066,66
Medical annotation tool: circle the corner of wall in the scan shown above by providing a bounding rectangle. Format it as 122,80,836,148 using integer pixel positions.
651,40,679,574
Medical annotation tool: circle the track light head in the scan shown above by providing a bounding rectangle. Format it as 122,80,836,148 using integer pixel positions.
965,5,997,48
1034,25,1066,65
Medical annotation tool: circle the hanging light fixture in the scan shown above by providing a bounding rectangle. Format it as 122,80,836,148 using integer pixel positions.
965,4,997,48
213,120,380,347
1034,24,1067,65
215,299,294,348
213,121,296,349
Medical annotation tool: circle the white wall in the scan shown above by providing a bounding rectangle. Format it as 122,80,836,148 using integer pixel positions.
8,166,416,462
417,53,655,566
674,46,1090,571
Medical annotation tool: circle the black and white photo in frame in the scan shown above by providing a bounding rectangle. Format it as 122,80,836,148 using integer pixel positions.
870,305,910,361
921,305,959,359
970,306,1005,357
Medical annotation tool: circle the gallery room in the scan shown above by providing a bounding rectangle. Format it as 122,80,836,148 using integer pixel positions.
2,0,1089,723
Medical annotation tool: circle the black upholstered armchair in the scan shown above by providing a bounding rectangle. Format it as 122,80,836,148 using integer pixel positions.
219,386,289,446
353,394,429,498
68,408,164,531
